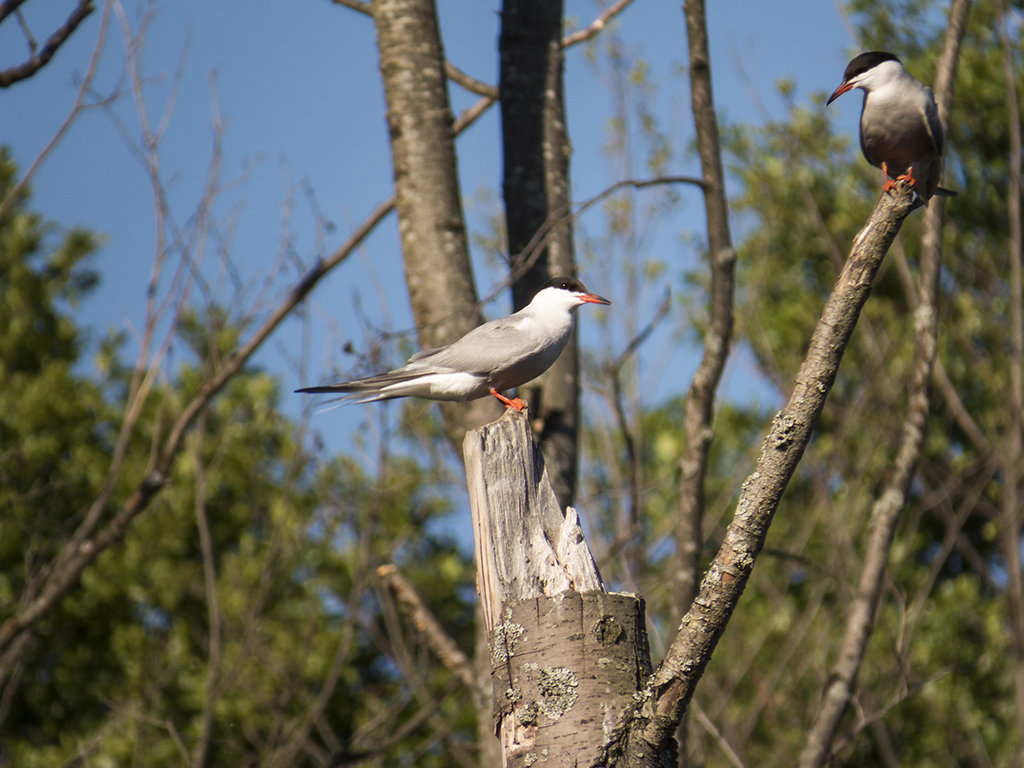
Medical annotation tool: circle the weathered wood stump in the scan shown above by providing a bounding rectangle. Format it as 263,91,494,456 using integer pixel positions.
464,408,651,767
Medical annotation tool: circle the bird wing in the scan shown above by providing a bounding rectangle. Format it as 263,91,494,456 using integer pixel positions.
409,314,537,375
922,86,944,159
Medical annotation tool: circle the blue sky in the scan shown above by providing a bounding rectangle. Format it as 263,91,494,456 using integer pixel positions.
2,0,858,450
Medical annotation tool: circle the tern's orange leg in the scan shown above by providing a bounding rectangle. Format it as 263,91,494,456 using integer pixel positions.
489,387,526,412
880,161,896,192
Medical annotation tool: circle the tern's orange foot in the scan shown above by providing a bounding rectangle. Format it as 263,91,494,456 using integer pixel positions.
489,387,526,412
895,166,917,187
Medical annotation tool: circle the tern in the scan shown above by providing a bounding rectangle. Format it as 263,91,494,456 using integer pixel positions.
296,276,611,411
827,50,954,204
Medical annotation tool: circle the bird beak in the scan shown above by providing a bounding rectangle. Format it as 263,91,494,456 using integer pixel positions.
826,81,854,106
580,292,611,306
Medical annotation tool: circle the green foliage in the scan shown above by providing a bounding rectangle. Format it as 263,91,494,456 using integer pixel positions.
0,150,478,766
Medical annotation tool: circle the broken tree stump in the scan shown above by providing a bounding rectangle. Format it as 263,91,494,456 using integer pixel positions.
464,407,652,767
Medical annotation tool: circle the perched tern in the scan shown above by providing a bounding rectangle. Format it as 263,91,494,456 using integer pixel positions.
297,276,611,412
826,51,954,204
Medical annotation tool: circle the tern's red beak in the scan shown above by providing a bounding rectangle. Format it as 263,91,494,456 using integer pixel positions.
580,292,611,306
826,81,854,106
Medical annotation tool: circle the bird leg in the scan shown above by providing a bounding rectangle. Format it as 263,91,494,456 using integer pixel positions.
489,387,526,412
880,161,896,192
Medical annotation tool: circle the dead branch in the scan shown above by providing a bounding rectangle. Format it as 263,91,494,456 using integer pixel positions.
607,180,918,762
796,2,970,764
561,0,634,48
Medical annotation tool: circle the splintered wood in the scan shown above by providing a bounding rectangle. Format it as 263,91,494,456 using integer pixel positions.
464,407,604,632
464,408,650,767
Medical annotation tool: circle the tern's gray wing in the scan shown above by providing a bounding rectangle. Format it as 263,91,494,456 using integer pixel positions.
409,315,538,375
922,86,944,159
407,344,449,363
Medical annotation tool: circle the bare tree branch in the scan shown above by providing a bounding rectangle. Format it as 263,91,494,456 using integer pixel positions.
445,61,498,99
609,288,673,573
0,0,109,220
0,0,95,87
561,0,633,48
0,0,30,24
796,3,970,764
328,0,371,15
612,181,918,762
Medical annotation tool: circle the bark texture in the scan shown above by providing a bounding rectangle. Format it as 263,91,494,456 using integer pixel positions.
500,0,581,507
465,409,652,766
374,0,500,450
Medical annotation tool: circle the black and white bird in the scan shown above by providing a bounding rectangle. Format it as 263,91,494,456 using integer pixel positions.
827,50,953,204
296,276,611,412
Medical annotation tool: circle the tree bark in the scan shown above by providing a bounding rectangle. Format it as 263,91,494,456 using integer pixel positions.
500,0,581,507
465,409,654,766
374,0,501,451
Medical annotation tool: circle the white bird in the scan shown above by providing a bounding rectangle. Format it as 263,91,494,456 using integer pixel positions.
827,50,954,204
297,276,611,412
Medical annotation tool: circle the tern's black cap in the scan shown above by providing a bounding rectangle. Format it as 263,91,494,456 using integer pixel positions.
542,276,588,293
842,51,901,81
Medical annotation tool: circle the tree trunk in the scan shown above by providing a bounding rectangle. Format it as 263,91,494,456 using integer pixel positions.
465,409,655,766
374,0,500,450
500,0,581,507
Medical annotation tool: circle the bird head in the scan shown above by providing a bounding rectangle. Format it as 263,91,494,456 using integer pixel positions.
534,276,611,310
827,51,903,104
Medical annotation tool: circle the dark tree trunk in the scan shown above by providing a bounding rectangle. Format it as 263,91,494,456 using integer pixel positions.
500,0,581,507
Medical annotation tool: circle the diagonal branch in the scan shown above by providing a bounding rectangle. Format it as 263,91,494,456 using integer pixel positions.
0,193,394,662
0,0,95,87
610,181,917,763
796,2,970,764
